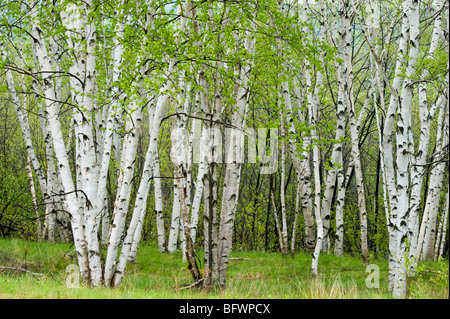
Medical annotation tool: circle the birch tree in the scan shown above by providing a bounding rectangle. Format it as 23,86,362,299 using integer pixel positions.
342,1,370,265
408,0,446,264
4,0,449,295
355,0,447,297
301,0,326,277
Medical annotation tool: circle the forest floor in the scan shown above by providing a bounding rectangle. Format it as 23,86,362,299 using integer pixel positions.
0,238,448,299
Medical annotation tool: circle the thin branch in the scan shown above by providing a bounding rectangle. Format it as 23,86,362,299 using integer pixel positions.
0,266,44,276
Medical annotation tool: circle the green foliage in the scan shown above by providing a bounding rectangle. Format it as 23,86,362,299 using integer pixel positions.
0,0,449,295
416,258,450,287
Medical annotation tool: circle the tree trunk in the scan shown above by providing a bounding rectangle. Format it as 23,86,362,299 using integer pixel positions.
416,101,448,262
436,189,449,260
334,151,346,256
271,192,285,254
279,107,289,256
290,77,315,252
408,0,445,265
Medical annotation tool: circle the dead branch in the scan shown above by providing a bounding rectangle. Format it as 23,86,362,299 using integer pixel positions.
0,266,43,276
173,277,205,290
229,257,251,261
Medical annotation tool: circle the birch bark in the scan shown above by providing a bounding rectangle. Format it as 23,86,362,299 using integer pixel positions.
436,189,449,260
392,0,419,298
292,78,315,251
24,0,91,283
416,100,448,262
168,117,182,253
321,0,350,254
104,101,143,286
333,150,345,256
302,0,324,276
61,0,104,286
26,155,42,241
291,180,301,257
408,0,445,262
215,24,256,287
279,104,289,256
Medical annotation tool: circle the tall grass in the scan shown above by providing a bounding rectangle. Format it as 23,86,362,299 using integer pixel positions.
0,238,447,299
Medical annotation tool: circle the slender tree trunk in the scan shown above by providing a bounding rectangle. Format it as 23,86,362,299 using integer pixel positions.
362,0,409,291
416,102,448,262
339,0,369,265
302,0,325,277
290,77,315,252
104,101,143,286
215,31,256,288
25,156,42,241
127,102,155,262
200,70,220,288
279,107,289,256
175,161,202,284
334,151,346,256
408,0,445,265
168,118,182,253
392,0,419,298
436,189,449,260
25,0,92,283
271,191,285,254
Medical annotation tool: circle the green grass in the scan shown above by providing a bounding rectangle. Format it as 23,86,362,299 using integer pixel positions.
0,238,448,299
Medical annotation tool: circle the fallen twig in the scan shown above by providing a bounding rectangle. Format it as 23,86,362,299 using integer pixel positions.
175,277,205,290
0,266,43,276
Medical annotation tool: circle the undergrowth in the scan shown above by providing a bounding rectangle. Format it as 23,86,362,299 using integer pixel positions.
0,238,448,299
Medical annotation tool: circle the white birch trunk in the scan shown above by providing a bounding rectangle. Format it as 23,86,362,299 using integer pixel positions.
338,0,369,264
333,151,346,256
292,78,315,251
416,101,448,262
125,78,173,259
408,0,444,263
392,0,419,298
168,119,182,253
218,40,256,288
110,100,150,286
321,1,349,253
375,6,409,292
151,3,194,254
25,1,91,283
128,102,156,262
26,156,42,241
122,3,161,263
302,0,324,276
61,0,104,286
45,26,66,243
168,183,181,253
279,106,289,256
153,154,166,252
96,8,128,246
291,180,301,256
189,112,205,245
168,73,192,254
104,100,143,286
436,189,449,260
45,153,58,242
198,69,220,287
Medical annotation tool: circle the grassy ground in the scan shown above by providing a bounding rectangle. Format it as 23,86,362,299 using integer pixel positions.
0,238,448,299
